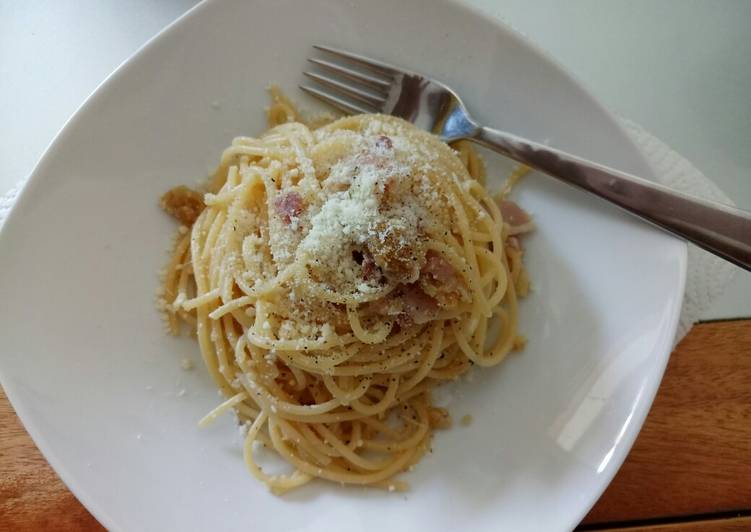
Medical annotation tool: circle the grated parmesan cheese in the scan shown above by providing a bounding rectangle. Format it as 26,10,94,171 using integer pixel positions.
295,135,427,292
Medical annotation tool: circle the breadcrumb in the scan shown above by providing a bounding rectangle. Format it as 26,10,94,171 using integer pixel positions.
160,185,205,225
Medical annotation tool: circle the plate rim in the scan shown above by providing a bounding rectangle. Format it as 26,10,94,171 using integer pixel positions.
0,0,688,530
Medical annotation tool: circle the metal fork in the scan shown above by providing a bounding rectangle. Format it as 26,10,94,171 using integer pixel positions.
301,45,751,272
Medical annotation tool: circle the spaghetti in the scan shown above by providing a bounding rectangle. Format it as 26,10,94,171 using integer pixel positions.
158,95,532,494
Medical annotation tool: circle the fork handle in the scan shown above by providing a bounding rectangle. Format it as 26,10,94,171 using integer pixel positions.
472,126,751,272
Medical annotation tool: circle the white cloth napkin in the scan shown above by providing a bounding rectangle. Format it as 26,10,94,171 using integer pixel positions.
618,119,736,342
0,120,735,344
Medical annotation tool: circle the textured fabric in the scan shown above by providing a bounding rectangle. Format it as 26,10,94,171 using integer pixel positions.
618,119,736,342
0,120,736,344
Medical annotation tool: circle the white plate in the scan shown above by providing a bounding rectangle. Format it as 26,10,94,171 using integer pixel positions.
0,1,685,530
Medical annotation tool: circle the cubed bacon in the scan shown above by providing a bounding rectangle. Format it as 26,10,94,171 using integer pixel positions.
274,191,305,224
421,251,456,285
507,236,521,251
375,135,393,150
365,295,399,317
367,283,440,327
361,250,381,282
419,250,464,307
398,284,440,325
497,199,530,226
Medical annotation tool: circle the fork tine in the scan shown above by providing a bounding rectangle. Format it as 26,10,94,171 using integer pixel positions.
307,58,391,92
299,85,376,115
303,71,386,107
313,44,398,78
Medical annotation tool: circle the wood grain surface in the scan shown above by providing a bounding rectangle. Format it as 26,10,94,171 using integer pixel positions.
1,320,749,531
582,320,751,525
0,387,104,531
591,516,751,531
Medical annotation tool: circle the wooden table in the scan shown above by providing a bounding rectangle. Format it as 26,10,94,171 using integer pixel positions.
2,320,749,531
